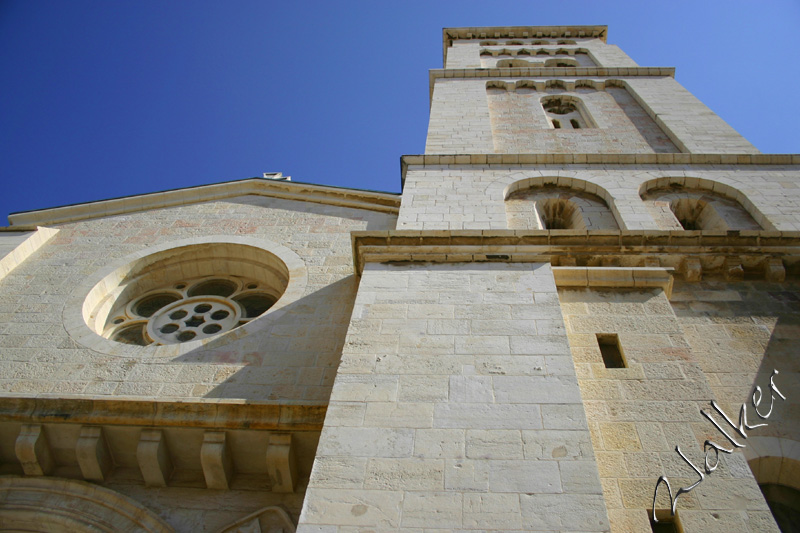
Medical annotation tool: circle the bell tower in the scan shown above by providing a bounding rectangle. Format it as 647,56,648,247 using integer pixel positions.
298,25,798,532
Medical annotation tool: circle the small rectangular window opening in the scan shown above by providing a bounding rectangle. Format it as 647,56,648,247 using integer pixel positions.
552,119,561,129
597,333,626,368
570,119,580,129
650,509,681,533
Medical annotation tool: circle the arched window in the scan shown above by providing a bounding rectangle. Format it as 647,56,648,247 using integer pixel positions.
545,57,578,68
542,96,591,130
505,184,619,230
641,182,766,231
497,59,533,68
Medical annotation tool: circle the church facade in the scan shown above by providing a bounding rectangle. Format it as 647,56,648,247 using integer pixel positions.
0,25,798,532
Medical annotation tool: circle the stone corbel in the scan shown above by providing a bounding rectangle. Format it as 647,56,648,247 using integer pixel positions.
681,257,702,281
765,258,786,282
266,433,297,493
137,429,173,487
724,257,745,281
201,431,233,490
76,426,112,481
15,424,54,476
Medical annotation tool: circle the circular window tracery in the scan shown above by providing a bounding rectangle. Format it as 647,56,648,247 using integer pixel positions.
76,240,300,353
106,276,277,346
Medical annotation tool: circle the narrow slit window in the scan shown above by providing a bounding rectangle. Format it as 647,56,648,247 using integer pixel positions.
597,333,625,368
650,510,680,533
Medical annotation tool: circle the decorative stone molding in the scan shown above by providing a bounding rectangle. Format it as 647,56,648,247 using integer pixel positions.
0,476,174,532
216,505,296,533
0,396,323,492
266,433,297,493
351,229,800,280
14,424,53,476
137,429,173,487
76,426,112,481
201,431,233,490
552,266,674,296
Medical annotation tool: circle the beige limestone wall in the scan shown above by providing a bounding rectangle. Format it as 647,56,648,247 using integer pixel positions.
624,78,759,154
398,166,800,231
0,231,34,261
0,195,396,402
425,79,495,155
486,84,679,154
425,75,754,155
670,280,800,489
297,262,609,531
559,286,779,532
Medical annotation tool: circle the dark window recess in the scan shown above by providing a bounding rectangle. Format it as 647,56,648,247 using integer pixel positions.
597,333,626,368
650,517,678,533
649,510,680,533
570,119,580,129
552,119,561,129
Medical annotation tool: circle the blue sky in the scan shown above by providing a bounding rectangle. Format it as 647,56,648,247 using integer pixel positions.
2,0,799,225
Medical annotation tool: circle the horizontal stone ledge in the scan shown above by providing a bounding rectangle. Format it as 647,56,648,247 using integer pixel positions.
351,230,800,279
400,153,800,179
552,266,674,297
0,395,326,430
430,66,675,80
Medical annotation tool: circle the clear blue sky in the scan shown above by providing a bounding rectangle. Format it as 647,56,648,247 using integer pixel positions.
2,0,799,225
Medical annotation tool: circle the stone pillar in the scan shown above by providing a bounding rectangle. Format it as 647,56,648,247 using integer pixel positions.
297,262,609,531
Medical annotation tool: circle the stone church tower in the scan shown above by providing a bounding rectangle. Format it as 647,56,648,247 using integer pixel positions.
0,25,798,533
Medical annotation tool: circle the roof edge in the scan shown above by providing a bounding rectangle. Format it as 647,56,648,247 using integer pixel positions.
8,177,401,227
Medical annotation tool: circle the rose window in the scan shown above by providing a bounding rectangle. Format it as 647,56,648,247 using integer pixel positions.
105,276,278,346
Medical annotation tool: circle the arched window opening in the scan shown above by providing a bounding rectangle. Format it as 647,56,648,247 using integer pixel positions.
545,58,578,68
536,49,551,56
497,59,533,68
505,183,619,230
558,39,577,44
641,184,765,231
538,198,583,229
760,483,800,532
542,97,590,129
506,40,524,45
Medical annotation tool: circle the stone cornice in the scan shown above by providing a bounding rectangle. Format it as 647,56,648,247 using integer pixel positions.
8,177,401,227
400,153,800,186
442,26,608,64
428,68,675,102
0,395,325,430
351,229,800,280
0,395,325,492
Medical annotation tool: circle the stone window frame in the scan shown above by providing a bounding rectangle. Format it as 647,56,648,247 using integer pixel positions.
540,94,595,130
639,177,775,231
63,235,307,358
503,176,622,230
479,47,596,68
